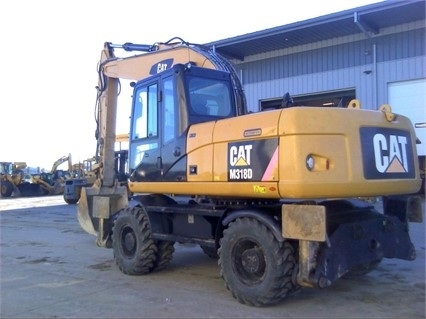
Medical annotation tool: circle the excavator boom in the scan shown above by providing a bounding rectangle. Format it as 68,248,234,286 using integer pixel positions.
50,154,72,173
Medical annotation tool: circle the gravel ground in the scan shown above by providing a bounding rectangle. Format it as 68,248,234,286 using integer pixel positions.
0,195,424,318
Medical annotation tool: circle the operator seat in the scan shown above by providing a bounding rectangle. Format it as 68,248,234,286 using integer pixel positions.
190,95,208,115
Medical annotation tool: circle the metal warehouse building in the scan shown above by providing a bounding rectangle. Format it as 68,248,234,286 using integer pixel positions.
207,0,425,165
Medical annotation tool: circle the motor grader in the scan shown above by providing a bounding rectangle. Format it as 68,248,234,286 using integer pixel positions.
77,37,422,306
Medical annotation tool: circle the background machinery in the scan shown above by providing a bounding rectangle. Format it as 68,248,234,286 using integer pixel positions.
0,161,44,197
31,154,72,195
64,148,128,205
63,156,97,204
77,38,422,306
71,156,97,183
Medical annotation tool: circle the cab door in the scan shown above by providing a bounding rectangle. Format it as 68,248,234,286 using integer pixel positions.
159,76,188,182
129,80,161,182
129,72,187,182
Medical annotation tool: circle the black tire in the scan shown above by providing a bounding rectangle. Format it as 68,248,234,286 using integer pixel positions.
218,217,297,306
64,198,79,205
343,259,382,278
1,180,14,197
112,206,157,275
152,240,175,271
200,245,219,259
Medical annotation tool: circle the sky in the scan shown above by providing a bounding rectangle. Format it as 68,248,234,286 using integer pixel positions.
0,0,383,169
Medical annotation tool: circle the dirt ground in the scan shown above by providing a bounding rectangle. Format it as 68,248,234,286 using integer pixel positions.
0,195,425,318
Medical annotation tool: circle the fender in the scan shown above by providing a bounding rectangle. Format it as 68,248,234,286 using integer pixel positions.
128,194,178,235
221,209,283,242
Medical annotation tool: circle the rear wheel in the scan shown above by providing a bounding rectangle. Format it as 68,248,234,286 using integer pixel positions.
112,206,157,275
219,217,297,306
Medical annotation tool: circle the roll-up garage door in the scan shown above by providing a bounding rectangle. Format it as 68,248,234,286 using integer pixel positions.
388,79,426,156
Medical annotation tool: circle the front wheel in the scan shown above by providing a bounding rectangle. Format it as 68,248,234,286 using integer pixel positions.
1,180,14,197
152,240,175,271
218,217,297,306
112,206,157,275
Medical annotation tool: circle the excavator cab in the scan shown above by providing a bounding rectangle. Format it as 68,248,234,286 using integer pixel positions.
128,63,236,182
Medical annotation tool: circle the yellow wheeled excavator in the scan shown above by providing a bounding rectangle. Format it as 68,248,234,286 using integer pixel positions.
77,37,422,306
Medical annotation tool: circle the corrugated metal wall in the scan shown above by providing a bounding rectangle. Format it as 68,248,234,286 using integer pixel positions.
233,21,425,112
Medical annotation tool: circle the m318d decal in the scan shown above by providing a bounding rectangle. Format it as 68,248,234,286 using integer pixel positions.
228,139,278,181
360,127,415,179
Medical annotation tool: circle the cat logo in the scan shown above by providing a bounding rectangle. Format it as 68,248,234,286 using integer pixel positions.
157,63,169,73
149,58,173,74
229,144,253,180
360,127,415,179
373,133,408,173
230,144,252,166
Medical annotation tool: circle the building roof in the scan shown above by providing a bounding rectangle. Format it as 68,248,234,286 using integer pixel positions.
206,0,425,60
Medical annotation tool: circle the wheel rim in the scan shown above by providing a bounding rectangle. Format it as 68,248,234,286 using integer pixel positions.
232,238,266,285
120,226,137,257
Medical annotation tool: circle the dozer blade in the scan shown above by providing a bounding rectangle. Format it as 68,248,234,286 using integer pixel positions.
77,184,128,236
16,183,47,197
